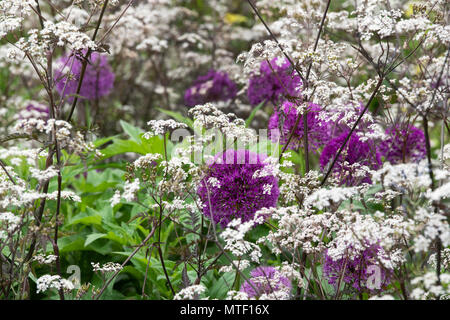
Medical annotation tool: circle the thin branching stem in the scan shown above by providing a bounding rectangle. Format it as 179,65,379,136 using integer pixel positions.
66,0,109,122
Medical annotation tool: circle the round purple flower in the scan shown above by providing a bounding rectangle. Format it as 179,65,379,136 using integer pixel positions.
240,266,292,299
323,244,392,293
268,101,329,151
197,149,279,228
18,102,49,120
379,124,426,164
319,130,382,185
184,69,238,107
55,51,115,102
247,57,301,106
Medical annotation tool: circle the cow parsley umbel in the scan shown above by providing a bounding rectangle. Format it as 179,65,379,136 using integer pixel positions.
18,102,49,120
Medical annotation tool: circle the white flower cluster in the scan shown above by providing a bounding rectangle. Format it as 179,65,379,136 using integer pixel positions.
91,262,123,273
36,275,75,294
259,206,337,254
220,215,265,263
303,186,361,210
33,254,58,265
133,153,161,169
427,182,450,202
144,119,188,138
236,41,283,76
207,177,221,189
0,0,34,38
372,160,432,193
326,210,408,267
188,103,256,145
13,118,100,156
15,21,96,65
111,179,140,207
413,207,450,253
173,284,206,300
158,156,200,194
1,169,80,209
0,211,21,233
428,249,450,271
29,166,59,184
219,259,250,273
226,290,249,300
411,272,450,300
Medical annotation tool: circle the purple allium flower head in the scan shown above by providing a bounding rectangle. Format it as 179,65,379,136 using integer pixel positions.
55,51,115,102
197,149,279,228
319,130,382,185
184,69,238,107
247,57,302,106
323,244,392,293
18,103,49,120
240,266,292,298
379,124,426,164
268,101,329,151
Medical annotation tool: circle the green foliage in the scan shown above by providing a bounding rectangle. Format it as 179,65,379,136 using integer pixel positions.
99,120,167,160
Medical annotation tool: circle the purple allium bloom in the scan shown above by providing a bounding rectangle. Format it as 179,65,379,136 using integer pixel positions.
240,266,292,298
55,51,115,102
268,101,329,151
319,130,382,185
247,57,301,106
197,149,279,228
323,244,392,293
184,69,238,107
18,103,49,120
379,124,426,164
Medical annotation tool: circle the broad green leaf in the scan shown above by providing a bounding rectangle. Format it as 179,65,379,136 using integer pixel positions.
58,236,86,253
120,120,143,143
66,211,102,227
84,233,107,247
93,135,117,148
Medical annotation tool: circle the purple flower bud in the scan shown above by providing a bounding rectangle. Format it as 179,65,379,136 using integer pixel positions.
197,149,279,228
184,69,237,107
379,124,426,164
247,57,301,106
268,101,330,151
240,266,292,298
323,244,392,293
55,51,115,102
320,130,382,185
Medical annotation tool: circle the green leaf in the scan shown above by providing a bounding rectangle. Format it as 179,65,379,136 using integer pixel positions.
66,213,102,227
84,233,107,247
58,236,86,253
245,100,265,128
100,134,166,159
206,271,235,299
120,120,143,143
93,135,117,148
